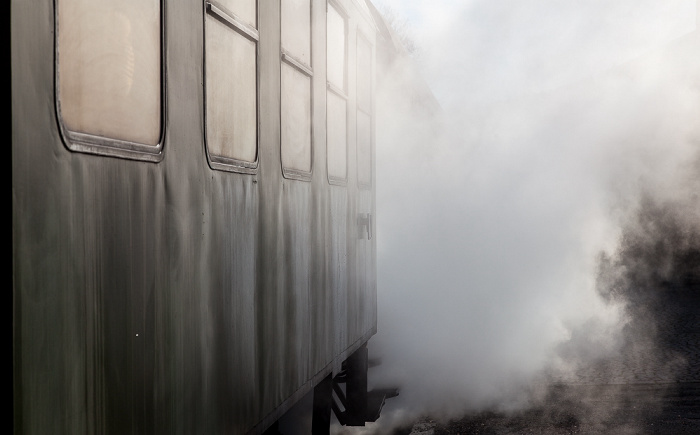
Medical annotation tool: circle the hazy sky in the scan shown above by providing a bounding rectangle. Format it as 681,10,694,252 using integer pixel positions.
373,0,696,106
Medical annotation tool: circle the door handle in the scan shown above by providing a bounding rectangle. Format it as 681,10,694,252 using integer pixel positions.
357,213,372,240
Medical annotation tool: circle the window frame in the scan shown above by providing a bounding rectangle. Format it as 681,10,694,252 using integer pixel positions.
326,0,349,186
203,0,260,174
54,0,167,162
355,30,373,190
280,0,314,182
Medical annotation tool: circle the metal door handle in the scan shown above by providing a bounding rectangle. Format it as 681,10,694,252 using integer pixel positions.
357,213,372,240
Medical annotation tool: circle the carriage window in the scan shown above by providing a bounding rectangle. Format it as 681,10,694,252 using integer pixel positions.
217,0,256,27
281,63,312,174
356,35,372,187
56,0,162,160
327,91,347,182
327,3,345,91
356,111,371,187
205,1,259,172
281,0,313,179
281,0,311,67
326,2,347,183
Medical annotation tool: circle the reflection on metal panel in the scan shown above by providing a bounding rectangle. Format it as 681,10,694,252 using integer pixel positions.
281,0,311,66
205,13,257,163
281,62,312,174
327,91,347,180
331,190,348,355
58,0,160,146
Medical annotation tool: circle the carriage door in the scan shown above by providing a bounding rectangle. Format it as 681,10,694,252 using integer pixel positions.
354,32,376,338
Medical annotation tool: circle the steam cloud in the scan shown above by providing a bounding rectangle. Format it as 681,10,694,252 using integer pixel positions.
344,0,700,432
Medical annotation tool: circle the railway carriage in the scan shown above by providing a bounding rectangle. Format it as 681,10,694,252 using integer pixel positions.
12,0,396,433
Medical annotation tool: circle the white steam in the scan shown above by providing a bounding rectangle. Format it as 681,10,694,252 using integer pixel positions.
359,0,699,431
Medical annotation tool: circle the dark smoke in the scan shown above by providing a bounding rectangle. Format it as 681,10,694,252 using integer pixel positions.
595,189,700,369
598,193,700,304
528,185,700,433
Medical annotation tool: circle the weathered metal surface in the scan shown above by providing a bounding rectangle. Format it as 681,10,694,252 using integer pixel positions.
12,0,377,434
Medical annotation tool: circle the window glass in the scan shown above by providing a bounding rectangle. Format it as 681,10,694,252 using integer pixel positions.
327,91,347,180
281,62,312,174
57,0,161,146
326,4,345,90
356,36,371,113
356,110,371,186
281,0,311,66
205,12,258,164
326,2,347,182
281,0,312,177
217,0,256,27
356,36,372,186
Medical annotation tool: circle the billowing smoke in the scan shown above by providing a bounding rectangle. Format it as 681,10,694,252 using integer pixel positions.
344,0,700,432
